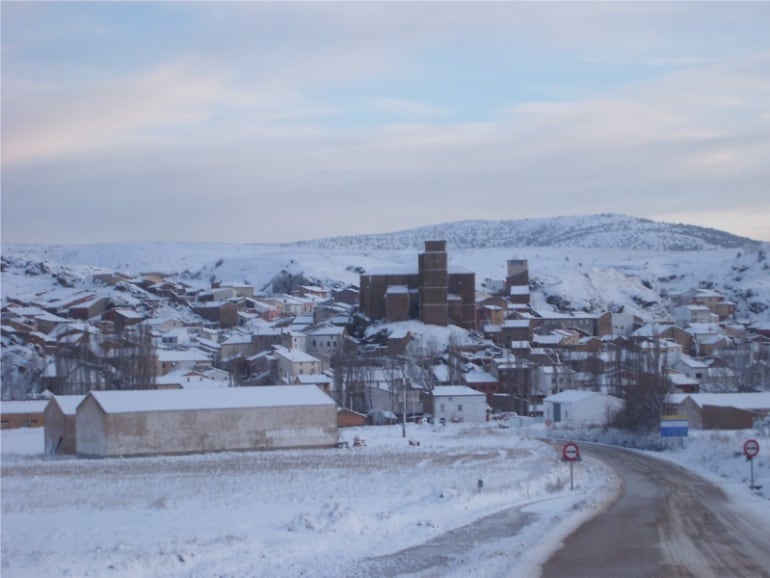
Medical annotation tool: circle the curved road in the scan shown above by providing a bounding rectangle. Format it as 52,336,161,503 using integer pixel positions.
542,444,770,578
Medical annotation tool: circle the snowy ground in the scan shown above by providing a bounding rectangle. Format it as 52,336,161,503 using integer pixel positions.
3,422,768,578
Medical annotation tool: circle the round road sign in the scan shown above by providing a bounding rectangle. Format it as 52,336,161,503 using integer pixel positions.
744,439,760,459
563,442,580,462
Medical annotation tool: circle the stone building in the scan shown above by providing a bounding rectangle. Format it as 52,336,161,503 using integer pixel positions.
359,241,475,329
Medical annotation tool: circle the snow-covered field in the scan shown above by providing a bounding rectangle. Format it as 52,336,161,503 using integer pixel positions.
3,422,768,578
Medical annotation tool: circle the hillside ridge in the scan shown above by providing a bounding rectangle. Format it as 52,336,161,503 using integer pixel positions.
295,213,759,251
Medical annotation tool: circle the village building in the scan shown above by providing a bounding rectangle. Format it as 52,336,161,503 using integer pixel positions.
305,324,346,359
543,390,624,425
668,393,770,430
462,367,500,396
675,305,718,327
1,400,48,429
359,241,476,329
155,367,231,390
293,373,334,395
220,333,256,361
273,345,323,382
194,301,239,328
337,407,367,428
44,395,85,454
101,308,145,332
155,347,213,376
75,385,338,458
429,385,488,423
533,314,597,337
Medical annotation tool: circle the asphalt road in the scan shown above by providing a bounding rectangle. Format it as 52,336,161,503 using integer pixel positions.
541,444,770,578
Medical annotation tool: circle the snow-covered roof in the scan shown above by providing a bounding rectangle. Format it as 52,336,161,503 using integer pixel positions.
667,373,699,385
222,334,252,345
463,369,498,384
273,345,320,363
156,348,212,362
1,400,49,414
306,324,346,337
544,390,604,404
432,385,485,398
502,319,530,328
674,354,709,369
156,368,231,390
295,374,332,385
85,385,335,414
49,395,87,415
671,392,770,410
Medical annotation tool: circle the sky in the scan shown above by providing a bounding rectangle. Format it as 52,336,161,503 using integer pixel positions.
2,2,770,245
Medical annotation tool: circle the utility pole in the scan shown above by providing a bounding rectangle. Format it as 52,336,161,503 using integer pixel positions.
402,379,407,438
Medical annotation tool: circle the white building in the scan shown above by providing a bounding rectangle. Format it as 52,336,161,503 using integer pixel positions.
273,345,323,382
44,395,85,454
543,390,623,425
75,385,337,458
430,386,488,423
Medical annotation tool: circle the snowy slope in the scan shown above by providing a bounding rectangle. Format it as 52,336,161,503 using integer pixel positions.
296,214,761,251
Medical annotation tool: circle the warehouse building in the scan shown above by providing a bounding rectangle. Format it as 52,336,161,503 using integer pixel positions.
76,385,337,458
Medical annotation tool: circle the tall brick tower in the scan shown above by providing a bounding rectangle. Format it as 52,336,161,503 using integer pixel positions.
418,240,449,326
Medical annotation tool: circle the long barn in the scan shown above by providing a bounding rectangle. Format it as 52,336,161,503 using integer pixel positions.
75,385,337,458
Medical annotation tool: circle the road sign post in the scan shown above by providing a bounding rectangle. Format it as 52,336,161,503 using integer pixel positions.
563,442,581,490
743,439,761,490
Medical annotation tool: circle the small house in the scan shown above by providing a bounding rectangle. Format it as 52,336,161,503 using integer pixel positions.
669,393,770,430
430,385,488,423
544,390,623,425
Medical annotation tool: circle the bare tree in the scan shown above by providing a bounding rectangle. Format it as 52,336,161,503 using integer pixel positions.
446,331,464,385
612,340,671,433
104,324,157,390
714,339,767,392
53,328,103,394
52,325,157,394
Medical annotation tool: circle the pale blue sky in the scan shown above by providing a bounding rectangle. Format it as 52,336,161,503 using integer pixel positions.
2,2,770,244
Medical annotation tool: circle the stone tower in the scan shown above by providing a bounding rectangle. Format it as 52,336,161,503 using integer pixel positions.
418,240,449,326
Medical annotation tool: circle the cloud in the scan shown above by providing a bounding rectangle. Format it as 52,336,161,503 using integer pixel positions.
2,59,318,167
3,3,770,243
367,97,449,119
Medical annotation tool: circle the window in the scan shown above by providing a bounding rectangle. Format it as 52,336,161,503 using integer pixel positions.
440,403,445,412
458,404,463,412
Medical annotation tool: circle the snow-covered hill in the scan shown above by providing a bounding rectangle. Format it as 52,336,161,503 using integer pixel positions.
2,215,769,325
296,214,761,251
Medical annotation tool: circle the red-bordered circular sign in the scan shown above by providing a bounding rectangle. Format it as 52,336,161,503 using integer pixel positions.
744,439,760,459
563,442,580,461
